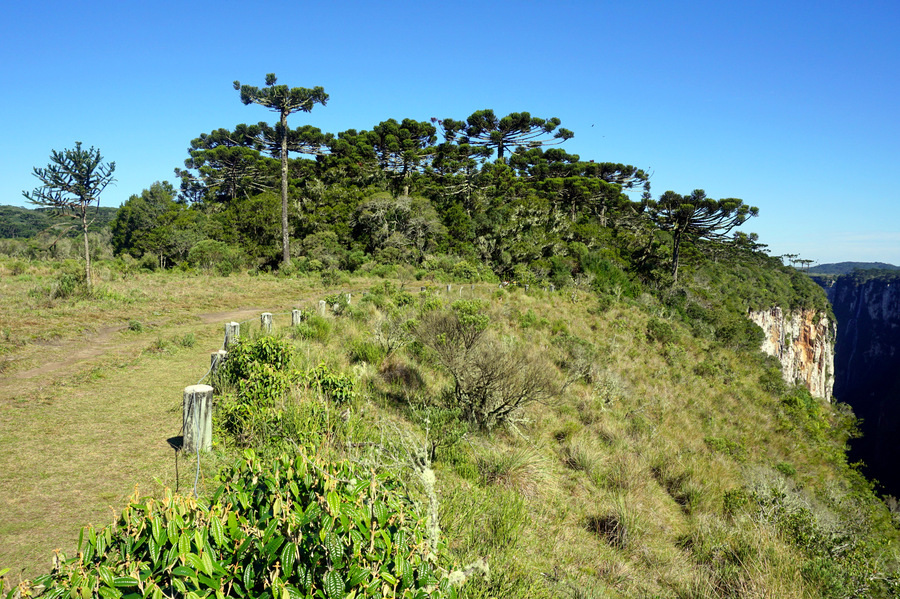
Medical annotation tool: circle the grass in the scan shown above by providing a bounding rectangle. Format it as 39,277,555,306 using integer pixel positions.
0,259,373,581
1,258,898,597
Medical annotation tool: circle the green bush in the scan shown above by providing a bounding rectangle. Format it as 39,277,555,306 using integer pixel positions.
12,451,459,599
223,336,294,384
646,317,677,345
304,363,356,404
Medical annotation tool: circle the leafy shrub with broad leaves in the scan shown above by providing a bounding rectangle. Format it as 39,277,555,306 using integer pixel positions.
8,451,458,599
223,337,294,383
304,363,356,404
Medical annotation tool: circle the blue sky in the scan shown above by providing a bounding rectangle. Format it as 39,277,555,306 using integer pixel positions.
2,0,898,265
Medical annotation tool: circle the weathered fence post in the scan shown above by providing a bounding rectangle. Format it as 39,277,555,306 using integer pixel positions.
346,293,352,305
291,309,302,326
210,349,227,376
183,384,213,453
447,284,452,293
224,322,240,348
318,300,327,316
261,312,273,332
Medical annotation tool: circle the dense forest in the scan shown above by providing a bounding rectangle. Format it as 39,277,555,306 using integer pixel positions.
3,99,824,316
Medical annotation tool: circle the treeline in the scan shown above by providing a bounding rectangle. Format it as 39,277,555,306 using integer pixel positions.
104,105,765,287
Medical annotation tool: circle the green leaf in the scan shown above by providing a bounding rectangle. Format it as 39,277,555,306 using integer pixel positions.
347,564,368,587
273,496,283,518
98,565,115,589
200,551,215,577
372,502,389,527
150,517,163,545
323,570,345,599
185,553,204,574
210,517,225,547
98,586,122,599
171,566,195,578
263,535,284,563
226,510,239,535
178,532,190,556
113,576,140,588
280,541,297,576
326,491,341,517
242,563,254,592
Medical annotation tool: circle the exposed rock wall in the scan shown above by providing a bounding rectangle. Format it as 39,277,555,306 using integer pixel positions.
748,307,835,401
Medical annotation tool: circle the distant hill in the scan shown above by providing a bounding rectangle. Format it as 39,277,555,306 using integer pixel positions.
808,261,900,275
0,204,118,238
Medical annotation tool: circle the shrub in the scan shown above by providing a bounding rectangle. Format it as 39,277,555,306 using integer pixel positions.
223,336,294,384
11,451,460,599
304,362,356,404
415,301,557,430
646,317,677,345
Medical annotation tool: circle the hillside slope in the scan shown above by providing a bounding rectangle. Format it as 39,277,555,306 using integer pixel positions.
1,262,898,598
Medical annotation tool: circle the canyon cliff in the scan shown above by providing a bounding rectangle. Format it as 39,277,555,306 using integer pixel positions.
824,272,900,495
749,307,835,401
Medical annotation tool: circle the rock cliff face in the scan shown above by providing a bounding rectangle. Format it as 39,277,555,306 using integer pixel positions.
748,307,835,401
825,273,900,495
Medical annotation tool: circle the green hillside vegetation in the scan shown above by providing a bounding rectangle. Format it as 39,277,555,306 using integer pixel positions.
0,262,897,598
0,98,896,597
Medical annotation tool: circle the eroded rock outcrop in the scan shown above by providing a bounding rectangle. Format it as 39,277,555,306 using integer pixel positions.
749,307,835,401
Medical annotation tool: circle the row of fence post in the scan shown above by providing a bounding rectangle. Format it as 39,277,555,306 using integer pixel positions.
180,282,553,453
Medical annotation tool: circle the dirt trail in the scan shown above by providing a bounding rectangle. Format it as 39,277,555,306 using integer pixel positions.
0,307,268,390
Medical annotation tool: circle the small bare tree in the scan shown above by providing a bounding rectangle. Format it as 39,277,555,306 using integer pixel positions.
415,300,557,430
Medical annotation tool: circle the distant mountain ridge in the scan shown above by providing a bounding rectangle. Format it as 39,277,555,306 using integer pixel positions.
0,204,118,238
808,261,899,275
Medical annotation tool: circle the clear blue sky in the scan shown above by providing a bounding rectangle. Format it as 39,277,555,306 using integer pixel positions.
2,0,898,265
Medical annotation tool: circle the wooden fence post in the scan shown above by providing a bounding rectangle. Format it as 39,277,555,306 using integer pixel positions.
261,312,273,332
183,384,213,453
224,322,240,348
210,349,227,376
318,300,327,316
291,309,302,326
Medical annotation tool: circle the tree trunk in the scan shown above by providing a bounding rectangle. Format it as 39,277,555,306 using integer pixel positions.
280,110,291,267
671,231,682,285
81,209,92,294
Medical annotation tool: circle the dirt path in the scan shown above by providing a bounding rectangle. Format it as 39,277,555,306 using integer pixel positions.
1,308,267,390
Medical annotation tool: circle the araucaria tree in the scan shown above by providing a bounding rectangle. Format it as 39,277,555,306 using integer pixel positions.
234,73,328,266
438,110,574,161
23,142,116,293
648,189,758,283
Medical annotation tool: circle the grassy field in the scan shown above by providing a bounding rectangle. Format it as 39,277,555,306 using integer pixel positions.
0,260,347,581
1,258,898,597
